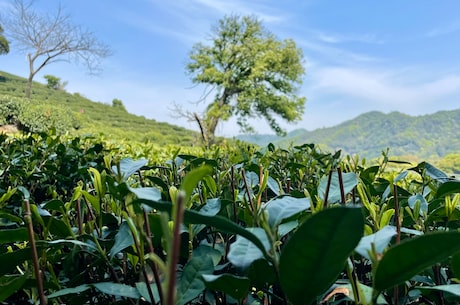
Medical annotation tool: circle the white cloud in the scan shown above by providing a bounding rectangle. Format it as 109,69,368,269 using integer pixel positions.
310,66,460,113
426,21,460,37
314,31,384,45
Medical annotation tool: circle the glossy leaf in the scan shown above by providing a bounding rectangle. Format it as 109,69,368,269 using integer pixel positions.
417,284,460,297
0,274,28,302
279,207,364,305
198,198,221,216
109,221,134,257
318,172,358,203
135,198,269,257
129,186,162,201
227,228,271,270
112,158,148,181
202,274,250,300
181,166,213,203
408,194,428,216
262,195,310,227
355,225,397,260
93,282,141,299
437,181,460,198
267,176,282,195
0,228,28,243
374,231,460,292
47,284,90,299
176,255,214,305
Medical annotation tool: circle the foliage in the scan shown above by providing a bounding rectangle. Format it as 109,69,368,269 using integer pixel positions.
43,75,67,91
2,132,460,304
0,95,79,133
239,110,460,161
185,14,306,146
0,24,9,55
1,0,111,97
112,98,127,112
0,71,199,146
437,153,460,175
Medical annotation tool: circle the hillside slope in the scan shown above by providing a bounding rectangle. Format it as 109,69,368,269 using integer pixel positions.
238,110,460,159
0,71,198,145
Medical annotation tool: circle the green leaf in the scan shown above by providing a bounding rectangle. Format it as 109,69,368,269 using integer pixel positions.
318,172,358,203
267,176,282,196
247,258,276,289
417,284,460,297
202,274,250,300
198,198,221,216
47,284,90,299
176,255,214,305
41,199,65,211
93,282,141,299
135,198,269,258
374,231,460,292
193,245,223,266
129,186,162,201
109,221,134,257
437,181,460,198
355,226,397,260
136,282,160,304
227,228,271,270
262,195,310,227
408,194,428,216
181,166,213,203
0,248,31,277
452,253,460,279
0,228,28,243
0,274,28,302
333,283,387,304
112,158,148,181
279,207,364,305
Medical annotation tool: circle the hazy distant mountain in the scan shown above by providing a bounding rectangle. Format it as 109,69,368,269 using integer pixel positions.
237,110,460,159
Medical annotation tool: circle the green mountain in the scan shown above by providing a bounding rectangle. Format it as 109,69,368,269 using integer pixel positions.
238,110,460,159
0,71,198,145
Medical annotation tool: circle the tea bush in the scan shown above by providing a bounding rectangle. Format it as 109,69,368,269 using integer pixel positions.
1,133,460,305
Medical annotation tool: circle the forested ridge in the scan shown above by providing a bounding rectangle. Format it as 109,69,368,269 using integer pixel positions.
238,110,460,159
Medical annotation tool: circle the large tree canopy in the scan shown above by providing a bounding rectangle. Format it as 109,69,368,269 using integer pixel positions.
0,25,9,55
1,0,111,98
186,15,306,145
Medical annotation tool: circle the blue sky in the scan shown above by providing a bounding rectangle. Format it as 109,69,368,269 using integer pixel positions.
1,0,460,136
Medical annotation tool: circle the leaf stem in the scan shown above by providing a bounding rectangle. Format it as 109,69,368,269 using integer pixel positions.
24,199,47,305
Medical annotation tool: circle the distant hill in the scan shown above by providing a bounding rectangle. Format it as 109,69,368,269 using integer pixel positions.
237,110,460,159
0,71,198,145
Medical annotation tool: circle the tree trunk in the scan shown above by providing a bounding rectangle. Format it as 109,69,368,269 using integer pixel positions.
193,112,209,147
25,73,33,98
25,53,34,98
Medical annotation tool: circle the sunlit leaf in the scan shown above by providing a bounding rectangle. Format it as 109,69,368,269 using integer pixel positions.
355,225,397,260
374,231,460,292
318,172,358,203
262,195,310,227
227,228,271,270
279,207,364,305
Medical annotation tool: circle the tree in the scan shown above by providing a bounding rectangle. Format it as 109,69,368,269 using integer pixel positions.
0,25,9,55
183,15,306,146
1,0,111,98
44,74,67,91
112,98,127,112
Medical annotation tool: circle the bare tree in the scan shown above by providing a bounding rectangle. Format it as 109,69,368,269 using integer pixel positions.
1,0,111,98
